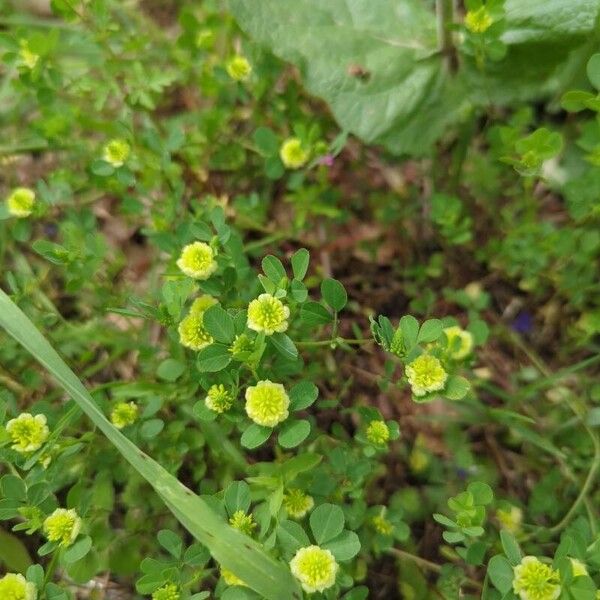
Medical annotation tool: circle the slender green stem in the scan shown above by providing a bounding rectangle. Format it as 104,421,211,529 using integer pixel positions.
436,0,456,69
43,548,61,587
296,337,373,348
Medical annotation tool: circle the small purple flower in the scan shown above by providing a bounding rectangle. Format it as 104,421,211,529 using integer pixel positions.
512,311,533,334
318,154,334,167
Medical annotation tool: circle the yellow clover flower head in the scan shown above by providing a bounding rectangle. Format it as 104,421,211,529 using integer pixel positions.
283,489,314,519
43,508,82,547
280,138,310,169
229,333,254,358
245,380,290,427
229,510,256,536
18,40,39,70
6,187,36,218
247,293,290,335
290,545,339,594
366,420,390,445
6,413,49,453
221,568,246,587
444,325,474,360
151,583,180,600
405,354,448,397
372,514,393,536
178,312,213,351
0,573,37,600
110,402,138,429
205,384,234,413
497,505,523,534
226,55,252,81
189,294,218,316
102,139,130,167
512,556,560,600
176,241,218,280
464,6,493,33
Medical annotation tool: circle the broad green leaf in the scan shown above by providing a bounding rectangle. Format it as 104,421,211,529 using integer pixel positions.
323,530,361,561
487,555,514,594
467,482,493,505
203,305,235,344
278,419,311,448
0,527,32,573
156,358,186,382
225,481,252,515
587,53,600,89
417,319,442,343
500,530,522,566
321,278,347,312
289,381,319,411
277,520,311,555
270,333,298,360
196,344,232,372
444,375,471,400
0,290,301,600
157,529,183,558
241,424,272,450
63,536,93,564
310,503,345,544
300,302,332,326
399,315,419,349
262,255,287,283
291,248,310,280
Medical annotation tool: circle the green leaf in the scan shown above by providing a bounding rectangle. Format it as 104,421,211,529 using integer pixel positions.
467,482,493,505
63,536,93,564
1,475,26,502
417,319,442,343
270,333,298,360
588,54,600,89
291,248,310,281
487,555,514,594
310,503,345,544
140,419,164,439
290,279,308,303
0,527,32,573
323,530,361,561
277,520,311,555
225,481,252,515
500,530,522,566
157,529,183,558
262,255,287,283
156,358,186,382
321,278,347,311
289,381,319,411
399,315,419,349
278,420,311,449
253,127,280,156
0,290,301,600
444,376,471,400
203,305,235,344
241,424,272,450
300,302,332,326
196,344,232,372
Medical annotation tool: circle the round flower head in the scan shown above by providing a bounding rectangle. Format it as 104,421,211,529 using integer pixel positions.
221,568,246,587
18,41,39,70
6,413,49,453
0,573,37,600
152,584,180,600
444,325,474,360
512,556,560,600
6,187,35,218
176,242,217,280
229,510,256,536
178,313,213,351
226,55,252,81
229,333,254,359
497,505,523,534
205,384,234,413
405,354,448,397
102,139,130,167
366,420,390,445
43,508,82,547
189,294,217,316
290,545,339,594
245,380,290,427
283,489,314,519
110,402,138,429
247,293,290,335
372,514,393,536
464,6,493,33
280,138,310,169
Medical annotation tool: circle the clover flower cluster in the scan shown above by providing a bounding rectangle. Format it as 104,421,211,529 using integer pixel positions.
102,139,130,167
290,545,339,593
226,55,252,81
464,6,493,33
177,242,218,280
405,354,448,397
512,556,560,600
229,510,256,536
6,187,36,218
366,420,390,445
0,573,37,600
205,384,234,413
43,508,82,547
151,583,180,600
6,413,49,453
280,138,310,169
178,295,217,351
110,402,138,429
247,293,290,335
283,489,314,519
245,380,290,427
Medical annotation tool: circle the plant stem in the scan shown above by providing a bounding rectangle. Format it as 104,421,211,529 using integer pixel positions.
296,337,373,348
436,0,456,70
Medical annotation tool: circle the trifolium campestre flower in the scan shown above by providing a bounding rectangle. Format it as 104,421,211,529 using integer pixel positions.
443,325,474,360
229,510,256,536
102,139,130,167
464,7,493,33
405,354,448,397
189,294,218,315
366,420,390,445
283,489,314,519
6,413,49,453
372,514,393,536
6,187,35,218
152,583,180,600
0,573,37,600
221,568,246,587
110,402,138,429
18,40,39,70
178,313,213,351
229,333,254,359
496,505,523,534
290,545,339,593
245,380,290,427
512,556,560,600
43,508,82,547
280,138,310,169
247,293,290,335
226,55,252,81
205,384,234,413
176,242,218,280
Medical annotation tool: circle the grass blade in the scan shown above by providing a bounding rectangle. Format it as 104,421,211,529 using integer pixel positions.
0,289,301,600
